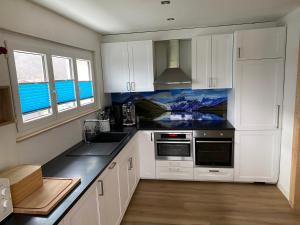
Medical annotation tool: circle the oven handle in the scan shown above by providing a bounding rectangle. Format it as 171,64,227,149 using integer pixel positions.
195,140,232,143
155,141,191,144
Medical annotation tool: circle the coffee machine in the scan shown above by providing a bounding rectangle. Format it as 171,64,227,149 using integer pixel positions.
122,102,136,126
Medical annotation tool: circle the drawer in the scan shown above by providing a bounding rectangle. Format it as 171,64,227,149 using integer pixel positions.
156,167,193,180
194,168,234,181
156,160,193,168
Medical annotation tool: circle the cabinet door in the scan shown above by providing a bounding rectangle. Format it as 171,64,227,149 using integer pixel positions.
101,42,130,93
128,154,137,194
234,130,281,183
65,183,100,225
128,40,154,92
235,59,284,130
192,35,212,89
98,161,121,225
118,156,130,213
212,34,233,88
235,27,285,60
138,131,156,179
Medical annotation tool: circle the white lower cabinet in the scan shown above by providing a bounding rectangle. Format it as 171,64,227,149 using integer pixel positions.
97,161,122,225
194,168,234,181
156,167,193,180
138,131,156,179
64,183,101,225
234,130,281,183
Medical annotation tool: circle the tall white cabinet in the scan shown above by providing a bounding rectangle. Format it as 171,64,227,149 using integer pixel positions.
192,33,233,89
101,40,154,93
230,27,286,183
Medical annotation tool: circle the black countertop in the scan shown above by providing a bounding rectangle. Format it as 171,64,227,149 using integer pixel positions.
1,120,234,225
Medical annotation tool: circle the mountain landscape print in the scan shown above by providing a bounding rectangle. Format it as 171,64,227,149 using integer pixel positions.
111,89,228,121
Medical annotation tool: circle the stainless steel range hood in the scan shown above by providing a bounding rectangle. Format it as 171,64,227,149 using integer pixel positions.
154,40,191,89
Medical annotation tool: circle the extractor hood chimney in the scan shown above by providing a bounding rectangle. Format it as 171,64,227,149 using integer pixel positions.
154,39,191,89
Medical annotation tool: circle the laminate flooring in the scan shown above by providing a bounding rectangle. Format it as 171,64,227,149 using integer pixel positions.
121,180,300,225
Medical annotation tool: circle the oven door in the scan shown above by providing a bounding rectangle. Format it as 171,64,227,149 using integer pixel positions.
194,138,233,167
155,140,192,161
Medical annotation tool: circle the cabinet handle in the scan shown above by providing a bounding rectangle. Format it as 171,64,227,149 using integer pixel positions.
150,133,153,142
127,82,131,91
128,157,133,170
277,105,280,128
209,170,220,173
98,180,104,196
109,162,117,169
238,47,241,58
131,82,136,91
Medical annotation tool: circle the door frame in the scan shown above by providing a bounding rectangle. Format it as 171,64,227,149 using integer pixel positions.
290,39,300,212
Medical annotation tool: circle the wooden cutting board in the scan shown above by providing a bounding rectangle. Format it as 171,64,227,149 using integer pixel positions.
13,177,80,215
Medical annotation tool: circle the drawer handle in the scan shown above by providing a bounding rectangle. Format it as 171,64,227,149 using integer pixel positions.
109,162,117,169
209,170,220,173
128,157,133,170
98,180,104,196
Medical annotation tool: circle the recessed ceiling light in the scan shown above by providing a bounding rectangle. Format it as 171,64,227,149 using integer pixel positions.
167,18,175,21
161,1,170,5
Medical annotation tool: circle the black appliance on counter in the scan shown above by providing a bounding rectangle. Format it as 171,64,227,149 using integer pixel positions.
193,130,234,168
154,132,193,161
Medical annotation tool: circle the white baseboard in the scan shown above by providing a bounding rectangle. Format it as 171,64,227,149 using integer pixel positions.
277,182,289,200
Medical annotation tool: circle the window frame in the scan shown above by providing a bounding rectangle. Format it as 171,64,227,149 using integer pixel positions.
6,34,97,134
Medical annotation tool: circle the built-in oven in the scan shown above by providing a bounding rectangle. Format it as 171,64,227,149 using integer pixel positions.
154,132,193,161
193,130,234,168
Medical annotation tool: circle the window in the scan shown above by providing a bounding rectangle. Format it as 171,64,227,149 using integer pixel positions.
76,59,94,106
14,51,53,123
52,56,77,112
10,39,96,132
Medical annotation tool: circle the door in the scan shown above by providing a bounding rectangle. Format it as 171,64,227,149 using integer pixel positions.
138,131,156,179
98,161,121,225
235,59,284,130
128,40,154,92
192,35,212,89
65,183,100,225
101,42,130,93
235,27,285,60
212,34,233,88
234,130,281,183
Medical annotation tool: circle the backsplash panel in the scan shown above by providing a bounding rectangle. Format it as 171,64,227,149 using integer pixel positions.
111,89,228,121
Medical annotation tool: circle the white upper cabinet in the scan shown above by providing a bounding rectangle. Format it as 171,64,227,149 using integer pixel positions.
192,33,233,89
192,35,212,89
235,27,286,60
101,42,130,93
234,59,284,130
101,40,154,93
212,34,233,88
128,40,154,92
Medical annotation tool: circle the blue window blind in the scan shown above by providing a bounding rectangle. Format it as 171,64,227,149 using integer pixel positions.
79,81,93,100
55,80,76,104
18,83,51,114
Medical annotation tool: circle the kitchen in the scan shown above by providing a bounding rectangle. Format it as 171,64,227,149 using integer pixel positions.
0,0,300,225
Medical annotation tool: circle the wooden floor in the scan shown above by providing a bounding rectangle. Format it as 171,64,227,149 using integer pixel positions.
121,180,300,225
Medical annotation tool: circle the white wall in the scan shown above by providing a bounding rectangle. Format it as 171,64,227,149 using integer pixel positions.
277,7,300,200
0,0,105,170
102,22,276,42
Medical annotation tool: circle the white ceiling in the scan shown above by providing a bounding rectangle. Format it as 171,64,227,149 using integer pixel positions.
31,0,300,35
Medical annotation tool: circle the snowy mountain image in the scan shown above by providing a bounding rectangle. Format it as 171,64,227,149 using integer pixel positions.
111,89,228,121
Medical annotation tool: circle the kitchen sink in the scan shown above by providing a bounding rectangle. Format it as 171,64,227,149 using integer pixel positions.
67,132,129,156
